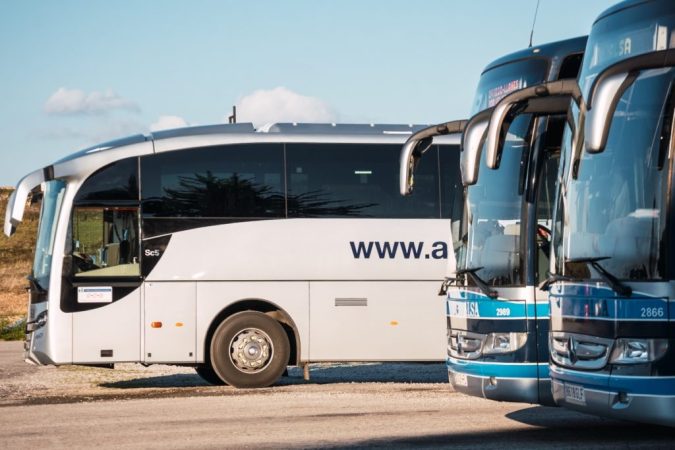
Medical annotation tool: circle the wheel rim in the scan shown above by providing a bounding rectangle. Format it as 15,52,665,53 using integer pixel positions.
229,327,274,374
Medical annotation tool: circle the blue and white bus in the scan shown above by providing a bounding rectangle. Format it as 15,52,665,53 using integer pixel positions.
401,37,586,404
548,0,675,426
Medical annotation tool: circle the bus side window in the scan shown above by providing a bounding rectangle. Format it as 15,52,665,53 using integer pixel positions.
141,144,285,219
72,207,140,277
74,158,139,203
285,143,442,218
71,157,141,277
439,145,463,243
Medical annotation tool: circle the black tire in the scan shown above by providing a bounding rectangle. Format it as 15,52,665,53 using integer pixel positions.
210,311,290,388
194,365,226,385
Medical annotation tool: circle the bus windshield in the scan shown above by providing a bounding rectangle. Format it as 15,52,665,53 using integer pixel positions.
580,1,675,97
455,114,531,286
32,180,66,289
554,5,675,281
471,58,548,114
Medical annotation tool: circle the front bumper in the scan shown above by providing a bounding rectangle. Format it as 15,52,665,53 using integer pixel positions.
447,358,553,405
551,367,675,427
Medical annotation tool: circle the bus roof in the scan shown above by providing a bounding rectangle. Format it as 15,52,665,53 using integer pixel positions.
593,0,649,25
481,36,587,77
55,122,460,165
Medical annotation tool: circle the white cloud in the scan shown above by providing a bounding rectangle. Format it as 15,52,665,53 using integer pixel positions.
44,87,140,115
234,87,337,127
149,115,189,132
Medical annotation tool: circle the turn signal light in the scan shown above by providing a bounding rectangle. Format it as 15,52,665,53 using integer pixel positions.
151,322,162,328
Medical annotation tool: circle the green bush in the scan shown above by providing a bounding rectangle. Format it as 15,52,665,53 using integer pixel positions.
0,318,26,341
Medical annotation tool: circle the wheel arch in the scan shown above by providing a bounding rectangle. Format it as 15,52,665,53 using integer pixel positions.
203,298,301,366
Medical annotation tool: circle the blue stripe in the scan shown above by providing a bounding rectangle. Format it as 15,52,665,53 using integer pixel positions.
446,290,549,319
447,357,548,379
550,284,658,299
549,294,668,322
551,366,675,396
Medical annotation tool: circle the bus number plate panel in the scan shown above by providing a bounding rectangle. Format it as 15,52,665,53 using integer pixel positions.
564,383,586,405
453,372,468,387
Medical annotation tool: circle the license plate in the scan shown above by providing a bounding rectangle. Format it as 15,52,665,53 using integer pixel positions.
453,372,468,387
564,383,586,405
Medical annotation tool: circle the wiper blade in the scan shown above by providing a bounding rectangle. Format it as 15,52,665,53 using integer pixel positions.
455,267,498,298
566,256,632,297
538,273,576,292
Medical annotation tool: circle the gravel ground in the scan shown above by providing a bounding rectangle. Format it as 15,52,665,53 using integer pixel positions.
2,341,674,449
0,341,449,407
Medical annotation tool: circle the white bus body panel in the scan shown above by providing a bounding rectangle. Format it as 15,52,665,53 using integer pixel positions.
72,289,141,363
147,219,451,282
309,281,445,360
144,282,196,363
149,219,451,361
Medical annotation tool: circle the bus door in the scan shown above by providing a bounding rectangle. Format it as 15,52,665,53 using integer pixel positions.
67,158,145,364
69,205,143,363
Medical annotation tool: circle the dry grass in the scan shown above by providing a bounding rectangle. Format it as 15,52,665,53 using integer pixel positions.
0,188,38,319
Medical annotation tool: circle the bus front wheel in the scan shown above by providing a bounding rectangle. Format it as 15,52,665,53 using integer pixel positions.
210,311,290,388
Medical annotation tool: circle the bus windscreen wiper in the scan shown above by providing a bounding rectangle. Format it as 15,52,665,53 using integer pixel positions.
538,272,577,291
566,256,632,297
455,267,498,298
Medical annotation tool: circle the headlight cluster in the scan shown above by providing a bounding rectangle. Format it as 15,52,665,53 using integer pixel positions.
609,338,668,364
483,332,527,355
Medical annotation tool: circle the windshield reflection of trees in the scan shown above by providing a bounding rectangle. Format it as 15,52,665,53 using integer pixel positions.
77,175,138,202
156,171,377,217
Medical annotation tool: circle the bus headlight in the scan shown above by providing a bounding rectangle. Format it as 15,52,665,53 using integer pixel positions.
483,332,527,355
609,338,668,364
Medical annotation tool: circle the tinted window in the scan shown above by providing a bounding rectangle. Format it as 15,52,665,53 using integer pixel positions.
74,158,139,203
286,143,442,218
439,145,462,220
141,144,285,218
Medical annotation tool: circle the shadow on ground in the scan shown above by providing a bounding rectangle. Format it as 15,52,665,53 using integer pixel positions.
326,407,675,449
100,362,448,389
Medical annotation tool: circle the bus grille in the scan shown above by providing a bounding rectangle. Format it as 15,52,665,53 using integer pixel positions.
550,332,612,370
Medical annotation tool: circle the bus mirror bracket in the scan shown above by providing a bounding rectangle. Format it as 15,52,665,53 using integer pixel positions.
584,72,636,153
399,120,466,196
461,109,492,186
4,168,46,237
584,49,675,153
485,79,582,170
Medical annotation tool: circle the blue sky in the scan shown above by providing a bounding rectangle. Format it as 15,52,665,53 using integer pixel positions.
0,0,616,185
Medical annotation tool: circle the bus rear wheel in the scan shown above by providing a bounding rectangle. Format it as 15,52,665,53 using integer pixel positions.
194,365,226,385
210,311,290,388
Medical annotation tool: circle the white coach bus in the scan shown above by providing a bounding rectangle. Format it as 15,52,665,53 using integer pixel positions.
5,123,461,388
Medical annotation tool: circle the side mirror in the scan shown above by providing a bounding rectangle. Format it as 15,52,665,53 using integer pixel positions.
461,114,489,186
399,137,432,196
399,120,466,196
582,48,675,153
484,79,581,170
584,72,635,153
4,168,47,237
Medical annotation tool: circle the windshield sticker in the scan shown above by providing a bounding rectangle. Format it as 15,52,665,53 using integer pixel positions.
488,79,524,107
